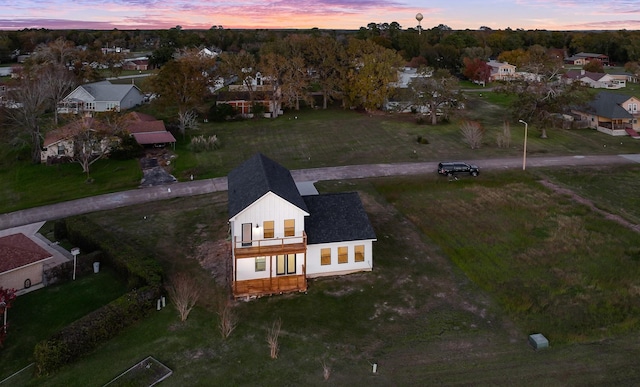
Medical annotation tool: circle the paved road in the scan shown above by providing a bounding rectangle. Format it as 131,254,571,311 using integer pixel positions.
1,154,639,231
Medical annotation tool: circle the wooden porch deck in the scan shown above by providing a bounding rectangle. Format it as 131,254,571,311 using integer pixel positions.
233,274,307,298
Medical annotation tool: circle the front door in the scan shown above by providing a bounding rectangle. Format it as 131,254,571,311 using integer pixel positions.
242,223,252,246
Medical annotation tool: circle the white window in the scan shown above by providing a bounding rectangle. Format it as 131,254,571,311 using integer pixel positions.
255,257,266,272
57,144,66,155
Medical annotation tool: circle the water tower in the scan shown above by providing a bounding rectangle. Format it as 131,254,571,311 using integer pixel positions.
416,13,423,35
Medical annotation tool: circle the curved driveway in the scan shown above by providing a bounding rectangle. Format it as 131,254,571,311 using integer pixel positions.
1,154,639,230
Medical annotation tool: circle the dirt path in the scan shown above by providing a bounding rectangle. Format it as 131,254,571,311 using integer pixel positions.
539,180,640,233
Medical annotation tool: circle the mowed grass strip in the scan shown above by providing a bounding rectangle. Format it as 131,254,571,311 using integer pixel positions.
374,171,640,343
0,267,128,379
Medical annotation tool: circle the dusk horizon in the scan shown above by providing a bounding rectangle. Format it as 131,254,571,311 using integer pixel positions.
1,0,639,32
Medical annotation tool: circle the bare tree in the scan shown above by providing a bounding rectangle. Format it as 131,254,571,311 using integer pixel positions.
281,56,311,111
40,64,76,125
497,120,512,148
460,120,484,149
321,361,331,381
217,296,238,339
166,273,201,322
219,51,257,103
266,318,282,359
6,76,51,164
177,109,199,138
66,116,116,179
410,68,461,125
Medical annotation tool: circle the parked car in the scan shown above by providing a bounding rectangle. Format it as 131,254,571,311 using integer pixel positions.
437,162,480,177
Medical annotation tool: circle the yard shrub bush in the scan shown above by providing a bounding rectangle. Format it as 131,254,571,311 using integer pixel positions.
64,216,162,288
33,286,159,376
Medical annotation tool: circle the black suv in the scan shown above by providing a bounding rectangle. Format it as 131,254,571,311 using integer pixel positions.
437,162,480,177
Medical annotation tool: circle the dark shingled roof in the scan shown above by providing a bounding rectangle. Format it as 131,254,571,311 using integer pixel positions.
303,193,376,245
586,92,634,119
228,153,308,218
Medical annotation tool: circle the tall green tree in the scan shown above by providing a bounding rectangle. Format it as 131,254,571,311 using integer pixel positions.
344,38,404,112
503,45,590,138
149,49,217,137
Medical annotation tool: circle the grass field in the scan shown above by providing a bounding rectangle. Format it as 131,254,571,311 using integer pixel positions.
2,89,640,385
6,164,639,385
1,94,639,213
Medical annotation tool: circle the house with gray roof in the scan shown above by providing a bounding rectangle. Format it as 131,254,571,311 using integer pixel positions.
571,91,640,137
58,80,144,114
228,153,376,298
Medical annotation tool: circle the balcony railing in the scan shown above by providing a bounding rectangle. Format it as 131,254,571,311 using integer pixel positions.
233,232,307,258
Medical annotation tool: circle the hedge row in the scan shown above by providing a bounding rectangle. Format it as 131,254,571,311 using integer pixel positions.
34,286,159,376
33,217,164,376
64,216,163,288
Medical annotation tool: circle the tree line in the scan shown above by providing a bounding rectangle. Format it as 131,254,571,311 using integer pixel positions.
2,25,640,69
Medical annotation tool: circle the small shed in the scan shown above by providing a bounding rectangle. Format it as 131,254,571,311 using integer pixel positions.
528,333,549,350
0,233,52,291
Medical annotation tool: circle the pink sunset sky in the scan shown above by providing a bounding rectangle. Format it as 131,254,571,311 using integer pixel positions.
1,0,639,30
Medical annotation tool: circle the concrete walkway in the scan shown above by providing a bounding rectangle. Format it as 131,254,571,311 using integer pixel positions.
1,154,639,231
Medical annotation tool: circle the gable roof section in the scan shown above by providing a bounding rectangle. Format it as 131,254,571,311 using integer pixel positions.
70,81,142,103
228,153,308,218
0,233,52,273
43,117,108,147
564,70,607,82
303,193,376,245
586,92,634,119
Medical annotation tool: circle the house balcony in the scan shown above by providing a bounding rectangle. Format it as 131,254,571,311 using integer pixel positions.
233,232,307,259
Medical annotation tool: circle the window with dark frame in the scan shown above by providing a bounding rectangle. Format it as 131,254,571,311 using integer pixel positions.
255,257,266,271
276,254,296,275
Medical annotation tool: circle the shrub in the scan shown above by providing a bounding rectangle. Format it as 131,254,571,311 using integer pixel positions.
34,286,159,376
53,220,67,241
109,135,144,160
416,135,429,144
460,120,484,149
208,103,237,122
63,217,162,288
189,135,220,153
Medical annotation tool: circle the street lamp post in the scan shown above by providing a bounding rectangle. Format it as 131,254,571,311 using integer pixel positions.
518,120,528,170
71,247,80,280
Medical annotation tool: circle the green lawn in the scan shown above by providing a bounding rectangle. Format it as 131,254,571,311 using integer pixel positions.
2,96,640,213
9,165,640,385
0,267,127,380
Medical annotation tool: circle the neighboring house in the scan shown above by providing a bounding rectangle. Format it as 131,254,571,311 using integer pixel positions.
228,154,376,299
487,60,516,81
40,117,116,163
58,81,145,114
571,91,640,136
564,52,609,66
564,70,625,89
122,58,149,71
386,67,432,113
0,233,52,292
41,112,175,163
125,112,176,148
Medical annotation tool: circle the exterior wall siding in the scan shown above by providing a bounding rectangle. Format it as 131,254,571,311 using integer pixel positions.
306,240,374,278
0,263,44,290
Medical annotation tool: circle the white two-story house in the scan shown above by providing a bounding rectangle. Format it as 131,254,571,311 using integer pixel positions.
228,154,376,298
